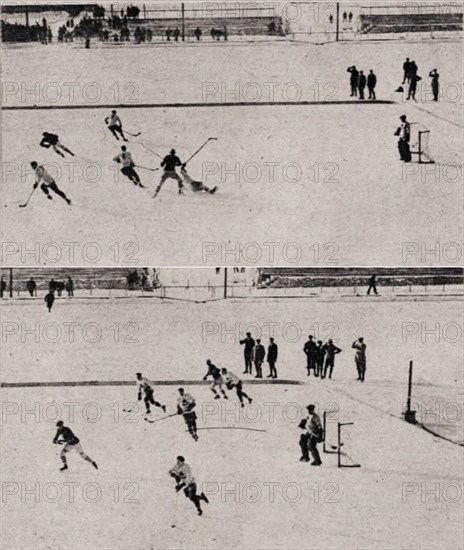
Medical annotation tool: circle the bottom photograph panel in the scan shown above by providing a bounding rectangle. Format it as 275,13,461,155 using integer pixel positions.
1,267,463,550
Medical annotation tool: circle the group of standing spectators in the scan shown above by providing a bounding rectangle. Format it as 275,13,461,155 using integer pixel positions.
400,58,440,102
347,65,377,100
239,333,279,379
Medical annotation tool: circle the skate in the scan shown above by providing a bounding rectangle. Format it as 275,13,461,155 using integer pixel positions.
299,457,309,462
209,186,217,194
66,199,71,205
310,461,322,466
162,405,167,413
214,395,220,399
201,492,209,503
197,509,203,516
60,464,68,471
92,461,98,470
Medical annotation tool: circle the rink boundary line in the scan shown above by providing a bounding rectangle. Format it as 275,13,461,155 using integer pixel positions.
1,379,303,388
2,100,395,111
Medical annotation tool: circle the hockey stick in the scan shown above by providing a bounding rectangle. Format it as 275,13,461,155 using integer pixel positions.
141,142,164,160
125,130,141,137
145,413,177,424
135,165,159,172
19,187,36,208
184,137,218,165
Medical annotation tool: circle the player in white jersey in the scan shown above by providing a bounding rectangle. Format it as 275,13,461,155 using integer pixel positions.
177,388,198,441
169,456,209,515
221,368,253,407
105,110,128,141
114,146,144,187
30,161,71,205
180,165,217,194
136,372,166,414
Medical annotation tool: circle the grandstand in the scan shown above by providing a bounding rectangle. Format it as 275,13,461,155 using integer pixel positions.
258,268,464,288
359,6,463,34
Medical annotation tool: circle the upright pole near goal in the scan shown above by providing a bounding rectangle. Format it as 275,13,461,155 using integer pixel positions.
336,2,340,42
404,360,417,424
181,3,185,42
224,267,228,299
9,268,13,298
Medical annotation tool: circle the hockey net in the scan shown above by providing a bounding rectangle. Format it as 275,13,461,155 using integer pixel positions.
410,122,435,164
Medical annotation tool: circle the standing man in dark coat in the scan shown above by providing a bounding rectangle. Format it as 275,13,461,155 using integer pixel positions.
347,65,359,97
26,278,37,297
240,332,255,375
252,338,265,378
352,337,367,381
367,69,377,100
407,73,421,101
429,69,439,101
315,340,325,377
358,70,367,100
322,340,342,379
303,335,317,376
367,274,378,295
65,277,74,297
402,57,411,84
267,337,278,378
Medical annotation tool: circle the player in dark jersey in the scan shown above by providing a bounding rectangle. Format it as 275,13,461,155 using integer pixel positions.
136,372,167,414
44,290,55,312
152,149,184,198
203,359,228,399
40,132,75,157
53,421,98,471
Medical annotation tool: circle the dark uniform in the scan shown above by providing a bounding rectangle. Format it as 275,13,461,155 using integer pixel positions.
240,334,255,374
252,339,265,378
358,71,366,100
367,70,377,100
303,336,317,376
347,66,359,97
267,338,278,378
429,70,439,102
322,340,341,379
44,291,55,312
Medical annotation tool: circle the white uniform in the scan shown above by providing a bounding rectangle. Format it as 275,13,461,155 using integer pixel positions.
107,113,122,127
169,462,195,485
114,151,134,168
177,393,196,415
35,165,55,185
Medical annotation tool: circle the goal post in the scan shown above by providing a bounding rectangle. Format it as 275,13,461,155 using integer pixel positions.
410,123,435,164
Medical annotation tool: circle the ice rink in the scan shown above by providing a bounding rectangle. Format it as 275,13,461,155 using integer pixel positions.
2,38,463,266
2,292,463,549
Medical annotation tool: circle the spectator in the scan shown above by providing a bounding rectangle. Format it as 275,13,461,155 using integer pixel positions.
329,14,333,24
402,57,411,84
49,278,57,292
194,27,202,41
367,69,377,100
56,281,65,297
347,65,359,97
252,339,265,379
429,69,439,101
407,73,421,101
239,332,255,375
267,338,278,378
349,12,353,23
367,274,378,295
26,278,37,297
343,11,347,22
358,70,366,100
223,26,228,41
352,338,367,382
166,27,172,41
65,277,74,297
173,27,180,42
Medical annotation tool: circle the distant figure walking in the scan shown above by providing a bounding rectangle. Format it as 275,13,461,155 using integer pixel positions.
367,274,378,295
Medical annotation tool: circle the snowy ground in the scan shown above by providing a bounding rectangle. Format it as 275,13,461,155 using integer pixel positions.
1,293,463,549
2,38,463,266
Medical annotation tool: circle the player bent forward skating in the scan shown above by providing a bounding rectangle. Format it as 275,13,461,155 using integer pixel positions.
203,359,228,399
105,110,128,141
180,165,217,194
177,388,199,441
30,162,71,205
114,146,144,187
40,132,75,158
169,456,209,516
53,421,98,471
221,368,253,408
136,372,167,415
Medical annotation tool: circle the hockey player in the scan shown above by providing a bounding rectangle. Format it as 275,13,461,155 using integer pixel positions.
394,115,411,162
44,290,55,312
113,146,144,187
53,421,98,471
239,332,255,375
105,110,128,141
169,456,209,516
30,162,71,205
352,337,366,381
180,164,217,194
152,149,184,198
177,388,198,441
136,372,166,415
298,404,323,465
221,368,253,408
203,359,228,399
40,132,75,157
303,335,317,376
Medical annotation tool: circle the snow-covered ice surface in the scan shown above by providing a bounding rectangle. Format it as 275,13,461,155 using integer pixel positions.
1,293,463,549
2,38,462,266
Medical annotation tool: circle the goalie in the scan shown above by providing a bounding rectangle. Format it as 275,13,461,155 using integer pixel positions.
180,164,217,195
298,404,323,465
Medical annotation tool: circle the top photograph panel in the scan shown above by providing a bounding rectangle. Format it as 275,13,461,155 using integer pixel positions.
1,1,463,267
